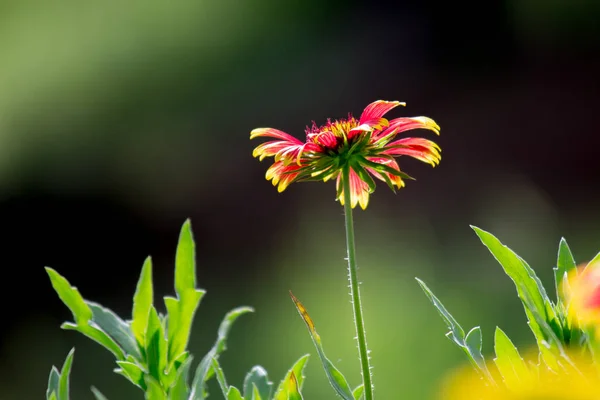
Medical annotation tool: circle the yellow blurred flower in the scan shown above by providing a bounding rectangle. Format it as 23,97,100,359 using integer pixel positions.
437,355,600,400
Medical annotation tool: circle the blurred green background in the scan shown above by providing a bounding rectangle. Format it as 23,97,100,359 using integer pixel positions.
1,0,599,398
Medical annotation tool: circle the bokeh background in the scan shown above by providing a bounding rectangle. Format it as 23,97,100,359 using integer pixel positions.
1,0,599,398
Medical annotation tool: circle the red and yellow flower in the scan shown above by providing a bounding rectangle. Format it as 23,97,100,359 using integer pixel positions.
250,100,441,209
563,259,600,331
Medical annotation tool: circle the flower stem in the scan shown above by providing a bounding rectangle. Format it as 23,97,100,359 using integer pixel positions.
342,167,374,400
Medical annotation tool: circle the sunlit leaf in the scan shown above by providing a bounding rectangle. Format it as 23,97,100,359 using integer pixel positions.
46,267,93,324
227,387,244,400
115,360,146,390
58,348,75,400
211,358,229,398
146,306,168,384
132,256,154,348
352,384,364,400
175,219,196,297
555,238,576,300
273,355,309,400
289,292,354,400
493,327,531,389
61,322,125,360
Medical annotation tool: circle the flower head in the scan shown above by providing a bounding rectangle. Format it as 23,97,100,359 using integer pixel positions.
250,100,441,209
563,259,600,331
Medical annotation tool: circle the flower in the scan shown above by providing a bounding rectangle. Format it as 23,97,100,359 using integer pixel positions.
563,259,600,331
438,356,600,400
250,100,441,209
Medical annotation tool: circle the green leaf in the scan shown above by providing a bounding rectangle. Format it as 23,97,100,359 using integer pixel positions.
115,360,147,389
163,351,190,390
352,385,364,400
46,268,93,324
227,387,244,400
211,358,229,398
175,219,196,297
585,251,600,272
472,226,563,366
88,302,141,359
278,372,303,400
555,238,576,298
416,278,495,383
61,322,125,360
167,356,193,400
146,306,168,383
189,306,253,400
165,289,205,364
493,327,531,389
49,394,57,400
273,355,310,400
289,292,354,400
243,366,272,400
47,366,60,400
58,348,75,400
132,256,154,348
91,386,109,400
144,376,166,400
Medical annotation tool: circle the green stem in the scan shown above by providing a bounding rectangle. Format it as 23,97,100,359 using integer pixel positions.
342,167,374,400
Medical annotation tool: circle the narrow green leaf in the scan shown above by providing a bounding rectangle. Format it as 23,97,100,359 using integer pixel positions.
189,307,253,400
289,292,354,400
215,307,254,354
168,356,193,400
146,307,168,383
47,366,60,400
46,268,93,324
115,360,146,389
165,289,205,364
472,227,563,353
352,384,364,400
416,278,495,383
273,355,310,400
175,219,196,297
211,358,229,398
61,322,125,360
49,394,57,400
493,327,531,389
132,256,154,348
91,386,109,400
144,376,166,400
555,238,576,297
227,387,244,400
88,302,141,359
243,366,272,400
415,278,465,346
58,348,75,400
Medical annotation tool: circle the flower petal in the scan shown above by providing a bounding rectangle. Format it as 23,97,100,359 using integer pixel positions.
365,157,405,188
348,118,389,139
358,100,405,125
380,117,441,140
336,168,370,210
383,137,441,166
250,127,304,144
265,161,301,192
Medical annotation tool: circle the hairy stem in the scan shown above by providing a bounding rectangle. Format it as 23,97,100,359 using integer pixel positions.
342,167,373,400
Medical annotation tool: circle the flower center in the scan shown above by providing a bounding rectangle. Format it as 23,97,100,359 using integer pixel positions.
305,114,359,151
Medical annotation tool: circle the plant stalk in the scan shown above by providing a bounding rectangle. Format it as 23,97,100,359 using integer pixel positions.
342,167,374,400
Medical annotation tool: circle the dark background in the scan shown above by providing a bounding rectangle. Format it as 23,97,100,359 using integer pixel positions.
1,0,599,398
